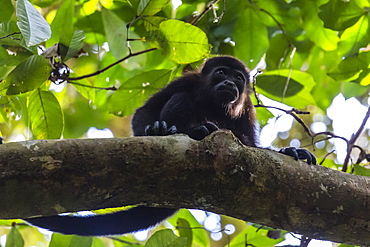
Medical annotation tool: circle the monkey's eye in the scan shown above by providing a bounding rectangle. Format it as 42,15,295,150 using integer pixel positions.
236,75,244,82
216,69,225,76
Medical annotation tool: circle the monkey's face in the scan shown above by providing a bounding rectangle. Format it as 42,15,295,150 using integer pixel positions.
210,67,247,105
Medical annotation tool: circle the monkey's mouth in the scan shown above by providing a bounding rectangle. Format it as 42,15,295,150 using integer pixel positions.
216,88,238,102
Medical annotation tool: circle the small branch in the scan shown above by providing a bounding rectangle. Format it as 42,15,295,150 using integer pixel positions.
255,6,292,47
342,106,370,172
191,0,221,26
68,48,157,81
254,104,312,137
0,32,21,40
312,132,349,145
68,81,117,91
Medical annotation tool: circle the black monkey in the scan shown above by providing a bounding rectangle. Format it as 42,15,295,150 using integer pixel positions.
132,56,257,147
132,56,315,164
26,56,315,236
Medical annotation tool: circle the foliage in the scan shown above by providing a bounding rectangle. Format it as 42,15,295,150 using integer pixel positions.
0,0,369,246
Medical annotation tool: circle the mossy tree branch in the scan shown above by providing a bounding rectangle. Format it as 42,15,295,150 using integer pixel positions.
0,131,369,245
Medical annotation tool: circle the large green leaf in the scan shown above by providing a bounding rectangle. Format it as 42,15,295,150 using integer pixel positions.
298,1,338,51
145,229,187,247
1,55,51,95
229,224,285,246
257,75,304,98
234,7,269,69
328,52,369,82
147,20,210,64
137,0,171,16
5,226,24,247
0,0,14,23
256,70,316,108
49,233,73,247
59,30,85,62
109,69,172,116
338,15,370,58
101,8,128,60
46,0,75,48
167,209,209,247
69,235,93,247
16,0,51,46
319,0,364,31
256,0,300,32
28,89,64,139
0,21,24,48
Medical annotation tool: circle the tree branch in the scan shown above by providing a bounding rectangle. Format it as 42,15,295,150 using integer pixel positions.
0,131,369,245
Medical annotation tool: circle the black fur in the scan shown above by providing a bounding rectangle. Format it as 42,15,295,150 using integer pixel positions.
132,56,257,146
26,206,176,236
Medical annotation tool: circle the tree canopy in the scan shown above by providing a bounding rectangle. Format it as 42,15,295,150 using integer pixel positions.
0,0,369,246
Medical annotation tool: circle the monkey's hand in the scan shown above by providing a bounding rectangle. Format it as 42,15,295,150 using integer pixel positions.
145,121,177,136
185,122,219,140
279,147,316,165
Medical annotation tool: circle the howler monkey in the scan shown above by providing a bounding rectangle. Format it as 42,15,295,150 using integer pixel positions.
26,56,315,236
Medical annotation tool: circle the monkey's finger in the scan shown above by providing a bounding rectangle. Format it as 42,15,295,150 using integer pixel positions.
297,149,316,165
167,125,177,135
145,125,154,136
279,147,299,161
160,121,168,135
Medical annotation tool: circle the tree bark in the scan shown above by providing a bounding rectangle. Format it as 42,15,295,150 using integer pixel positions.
0,130,369,245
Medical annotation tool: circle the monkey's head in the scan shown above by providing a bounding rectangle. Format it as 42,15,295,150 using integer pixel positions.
200,56,251,117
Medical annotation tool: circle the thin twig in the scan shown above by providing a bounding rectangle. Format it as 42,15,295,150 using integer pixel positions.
254,104,312,137
191,0,221,26
0,32,21,40
342,106,370,172
68,81,117,91
68,48,157,81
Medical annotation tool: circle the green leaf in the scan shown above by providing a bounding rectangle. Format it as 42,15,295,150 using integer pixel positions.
257,75,304,98
70,78,96,102
147,20,210,64
46,0,75,48
176,218,192,247
298,1,338,51
234,7,269,69
5,225,24,247
28,89,64,139
138,0,171,16
101,8,129,60
167,209,209,247
256,70,316,108
229,224,285,247
2,55,51,95
328,52,369,81
0,21,22,47
70,235,93,247
109,69,172,116
338,15,370,58
319,0,364,31
145,229,187,247
16,0,51,46
353,164,370,176
0,0,14,23
143,16,166,32
59,30,85,62
49,233,73,247
265,33,290,70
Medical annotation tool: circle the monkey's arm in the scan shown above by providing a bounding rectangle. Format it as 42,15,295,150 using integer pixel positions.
25,206,177,236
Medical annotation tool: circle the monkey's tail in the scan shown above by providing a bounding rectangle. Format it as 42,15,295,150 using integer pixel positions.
25,206,177,236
